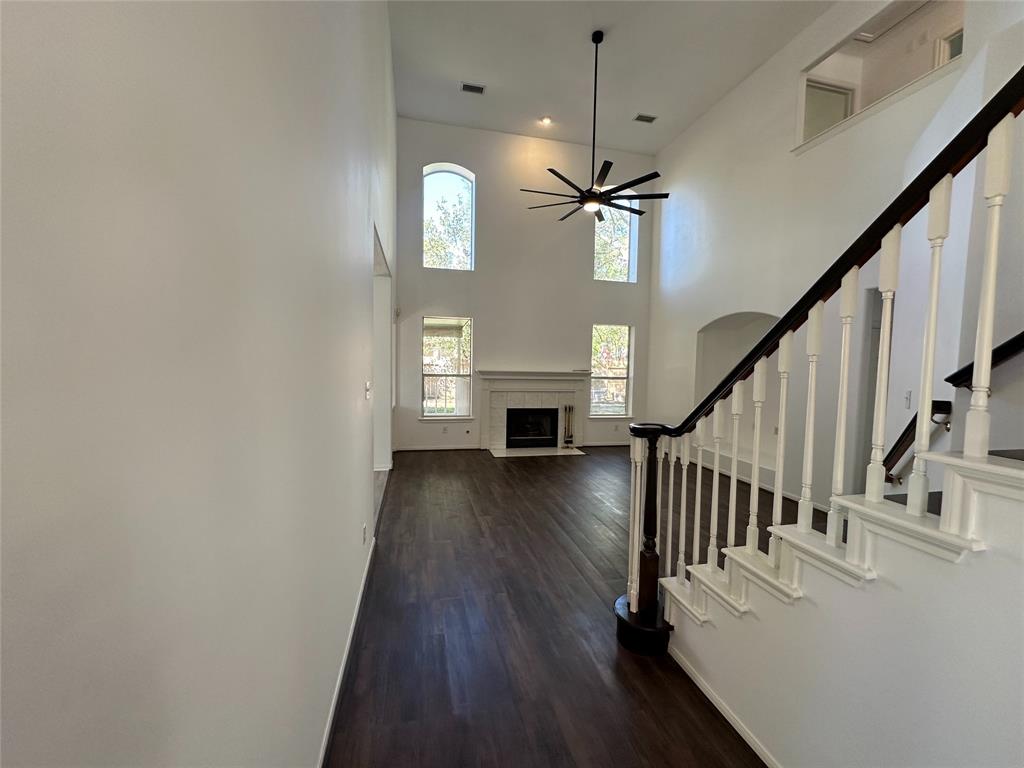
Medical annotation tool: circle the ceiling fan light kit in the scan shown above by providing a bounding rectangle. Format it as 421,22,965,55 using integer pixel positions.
521,29,669,222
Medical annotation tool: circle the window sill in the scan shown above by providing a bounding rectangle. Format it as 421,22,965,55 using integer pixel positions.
589,414,633,420
793,56,963,155
419,416,475,422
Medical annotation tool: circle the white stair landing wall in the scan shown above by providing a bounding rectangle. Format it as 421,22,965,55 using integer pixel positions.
662,456,1023,768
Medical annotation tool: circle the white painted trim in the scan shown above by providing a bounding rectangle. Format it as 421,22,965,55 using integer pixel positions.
373,463,393,472
317,540,376,768
395,442,628,451
476,369,590,380
394,444,481,452
667,645,784,768
417,416,475,423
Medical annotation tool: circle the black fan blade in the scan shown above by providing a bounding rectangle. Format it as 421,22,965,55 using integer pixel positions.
520,188,578,199
547,168,586,194
558,205,583,221
603,200,645,216
528,201,578,209
594,160,613,188
610,193,670,200
595,208,605,223
602,171,661,196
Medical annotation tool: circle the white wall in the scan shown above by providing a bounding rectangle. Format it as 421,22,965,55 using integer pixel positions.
672,478,1024,768
858,0,965,106
695,312,780,469
646,0,1023,507
395,118,654,450
1,3,396,766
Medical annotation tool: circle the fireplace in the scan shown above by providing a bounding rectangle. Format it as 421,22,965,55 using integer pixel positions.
506,408,559,448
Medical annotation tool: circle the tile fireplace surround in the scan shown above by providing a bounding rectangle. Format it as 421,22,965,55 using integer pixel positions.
476,370,591,452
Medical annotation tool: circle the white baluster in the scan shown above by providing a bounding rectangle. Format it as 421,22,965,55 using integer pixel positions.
964,115,1014,458
866,226,902,502
708,401,725,569
727,382,744,548
748,359,767,555
907,175,953,514
655,436,667,557
665,436,677,576
677,434,691,583
827,268,860,547
692,417,706,567
628,435,646,613
798,301,824,533
769,331,793,566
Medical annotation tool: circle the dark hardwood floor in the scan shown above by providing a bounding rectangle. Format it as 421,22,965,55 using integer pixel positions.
326,447,785,768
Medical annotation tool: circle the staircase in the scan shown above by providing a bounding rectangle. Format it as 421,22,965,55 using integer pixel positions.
617,65,1024,767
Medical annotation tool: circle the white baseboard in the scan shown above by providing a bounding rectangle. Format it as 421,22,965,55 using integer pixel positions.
580,440,629,447
373,463,392,472
317,539,376,768
667,644,783,768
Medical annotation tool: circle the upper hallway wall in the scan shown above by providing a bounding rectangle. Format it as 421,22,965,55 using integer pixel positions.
646,1,1023,504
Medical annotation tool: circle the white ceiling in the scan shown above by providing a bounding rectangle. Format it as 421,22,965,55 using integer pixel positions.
389,1,833,156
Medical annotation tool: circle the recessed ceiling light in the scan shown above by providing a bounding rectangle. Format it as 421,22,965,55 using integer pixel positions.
540,115,553,126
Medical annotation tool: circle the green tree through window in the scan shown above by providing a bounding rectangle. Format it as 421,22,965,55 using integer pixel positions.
423,317,473,416
594,195,636,282
423,166,474,270
590,324,632,415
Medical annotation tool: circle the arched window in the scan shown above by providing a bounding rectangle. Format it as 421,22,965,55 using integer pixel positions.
423,163,475,271
594,191,638,283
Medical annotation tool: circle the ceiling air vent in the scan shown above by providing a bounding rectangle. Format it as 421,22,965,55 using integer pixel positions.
460,82,486,95
634,113,657,124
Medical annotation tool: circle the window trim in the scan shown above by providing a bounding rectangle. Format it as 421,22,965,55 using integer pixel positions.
802,77,857,143
589,324,634,417
421,316,473,418
422,162,476,272
593,191,639,284
934,27,963,67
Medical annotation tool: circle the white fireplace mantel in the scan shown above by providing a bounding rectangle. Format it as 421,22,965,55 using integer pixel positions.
477,370,590,450
476,370,591,381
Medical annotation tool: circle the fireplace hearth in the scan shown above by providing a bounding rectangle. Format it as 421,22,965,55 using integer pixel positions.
506,408,559,449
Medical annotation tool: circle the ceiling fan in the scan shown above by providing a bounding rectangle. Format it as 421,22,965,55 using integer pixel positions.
521,30,669,222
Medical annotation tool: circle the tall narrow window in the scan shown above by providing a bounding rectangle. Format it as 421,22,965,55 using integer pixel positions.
423,163,475,270
590,324,633,416
422,317,473,416
594,195,638,282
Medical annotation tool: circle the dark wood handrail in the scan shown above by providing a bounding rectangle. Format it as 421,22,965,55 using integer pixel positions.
641,64,1024,440
883,400,952,484
944,330,1024,388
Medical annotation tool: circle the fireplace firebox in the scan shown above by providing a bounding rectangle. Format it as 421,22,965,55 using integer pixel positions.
505,408,559,449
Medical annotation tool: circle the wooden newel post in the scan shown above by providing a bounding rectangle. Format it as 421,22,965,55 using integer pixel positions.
637,431,661,616
615,422,672,655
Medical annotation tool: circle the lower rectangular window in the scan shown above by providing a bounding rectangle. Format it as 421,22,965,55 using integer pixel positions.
590,324,632,416
422,316,472,417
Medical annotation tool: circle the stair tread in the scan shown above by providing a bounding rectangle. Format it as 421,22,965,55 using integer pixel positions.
835,493,985,554
768,523,875,582
724,546,801,602
884,490,943,516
